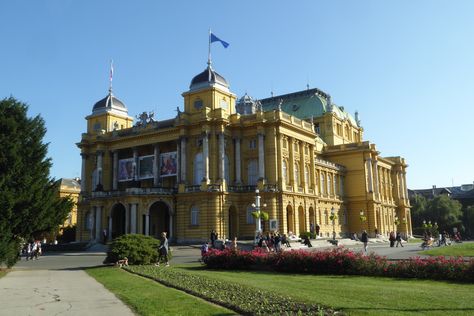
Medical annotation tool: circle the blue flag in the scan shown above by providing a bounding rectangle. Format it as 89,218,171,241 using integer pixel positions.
210,33,229,48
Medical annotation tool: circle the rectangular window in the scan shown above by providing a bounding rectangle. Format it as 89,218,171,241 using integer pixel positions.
249,139,257,149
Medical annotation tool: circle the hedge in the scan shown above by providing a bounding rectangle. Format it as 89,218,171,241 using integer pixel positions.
202,247,474,282
105,234,168,265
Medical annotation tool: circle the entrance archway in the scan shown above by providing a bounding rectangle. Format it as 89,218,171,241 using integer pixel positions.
228,205,239,239
309,207,315,233
298,206,306,234
149,201,170,239
286,205,294,234
111,203,126,239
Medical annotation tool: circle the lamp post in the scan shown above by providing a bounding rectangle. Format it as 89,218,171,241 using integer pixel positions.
330,207,337,242
252,189,267,244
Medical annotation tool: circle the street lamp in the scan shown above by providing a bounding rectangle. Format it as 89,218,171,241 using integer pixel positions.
252,189,268,243
329,207,337,242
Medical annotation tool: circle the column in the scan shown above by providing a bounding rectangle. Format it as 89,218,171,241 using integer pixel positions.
366,158,373,192
203,132,209,181
133,148,138,181
108,216,112,240
112,150,118,190
234,137,241,184
169,215,173,239
258,133,265,179
180,137,187,183
153,144,160,186
176,140,180,183
95,206,102,241
130,204,137,234
373,161,379,198
90,207,96,241
80,153,87,192
96,151,103,185
125,204,130,234
402,172,409,201
218,133,225,180
145,214,150,236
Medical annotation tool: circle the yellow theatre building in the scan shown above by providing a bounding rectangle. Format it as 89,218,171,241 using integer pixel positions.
76,62,413,243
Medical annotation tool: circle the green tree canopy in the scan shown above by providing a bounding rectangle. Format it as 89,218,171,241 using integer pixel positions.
0,97,73,267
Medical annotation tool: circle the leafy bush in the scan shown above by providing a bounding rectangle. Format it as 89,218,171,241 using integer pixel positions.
299,231,317,239
57,225,76,243
105,234,163,265
202,247,474,282
126,265,335,315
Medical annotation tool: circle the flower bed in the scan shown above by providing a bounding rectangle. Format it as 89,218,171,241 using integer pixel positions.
202,247,474,282
125,265,334,315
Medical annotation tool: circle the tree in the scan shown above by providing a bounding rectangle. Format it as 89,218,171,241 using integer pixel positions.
426,195,463,234
410,194,428,228
0,97,73,267
463,205,474,238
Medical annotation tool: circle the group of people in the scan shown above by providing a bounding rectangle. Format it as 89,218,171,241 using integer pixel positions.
22,240,42,261
388,231,404,247
256,232,291,253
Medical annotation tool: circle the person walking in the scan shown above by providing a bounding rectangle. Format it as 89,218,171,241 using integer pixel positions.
155,232,169,267
389,231,396,247
361,230,369,255
395,232,404,247
210,229,218,249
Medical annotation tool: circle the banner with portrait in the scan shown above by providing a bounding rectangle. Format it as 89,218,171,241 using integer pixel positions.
139,155,154,179
160,152,177,177
118,158,135,181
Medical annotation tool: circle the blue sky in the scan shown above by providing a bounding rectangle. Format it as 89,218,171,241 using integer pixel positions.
1,1,473,189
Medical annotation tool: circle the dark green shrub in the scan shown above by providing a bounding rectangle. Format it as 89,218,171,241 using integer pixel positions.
57,225,76,243
105,234,162,265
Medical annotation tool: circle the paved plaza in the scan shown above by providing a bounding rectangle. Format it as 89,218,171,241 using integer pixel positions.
0,239,449,315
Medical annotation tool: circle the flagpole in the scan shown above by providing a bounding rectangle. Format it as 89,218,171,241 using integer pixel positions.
208,28,212,67
109,59,114,93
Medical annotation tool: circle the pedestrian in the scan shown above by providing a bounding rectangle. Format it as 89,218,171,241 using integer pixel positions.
103,229,107,244
25,242,31,261
155,232,169,267
274,233,282,252
361,230,368,255
395,232,404,247
210,229,218,249
200,242,209,259
231,237,238,251
389,231,396,247
30,241,38,260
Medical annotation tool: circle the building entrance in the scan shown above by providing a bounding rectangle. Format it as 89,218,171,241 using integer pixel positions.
149,201,170,239
111,203,126,239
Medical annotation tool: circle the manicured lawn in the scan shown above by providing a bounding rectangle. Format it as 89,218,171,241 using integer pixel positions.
86,267,236,316
0,270,7,278
159,264,474,316
421,242,474,257
408,238,422,243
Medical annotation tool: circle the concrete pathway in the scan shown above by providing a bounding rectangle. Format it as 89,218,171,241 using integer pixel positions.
0,251,134,316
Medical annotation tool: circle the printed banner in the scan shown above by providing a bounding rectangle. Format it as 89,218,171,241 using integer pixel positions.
160,152,177,177
118,158,135,181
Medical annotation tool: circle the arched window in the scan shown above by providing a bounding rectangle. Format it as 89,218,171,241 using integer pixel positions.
193,153,203,185
246,205,255,224
247,159,258,185
294,163,300,186
327,174,331,195
190,205,199,226
282,160,289,184
321,172,325,195
304,165,310,187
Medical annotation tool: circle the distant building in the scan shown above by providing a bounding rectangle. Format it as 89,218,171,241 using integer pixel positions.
409,183,474,208
76,62,412,243
56,178,81,228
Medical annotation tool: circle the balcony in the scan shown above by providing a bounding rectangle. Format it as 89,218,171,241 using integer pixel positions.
228,185,257,192
90,187,176,198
